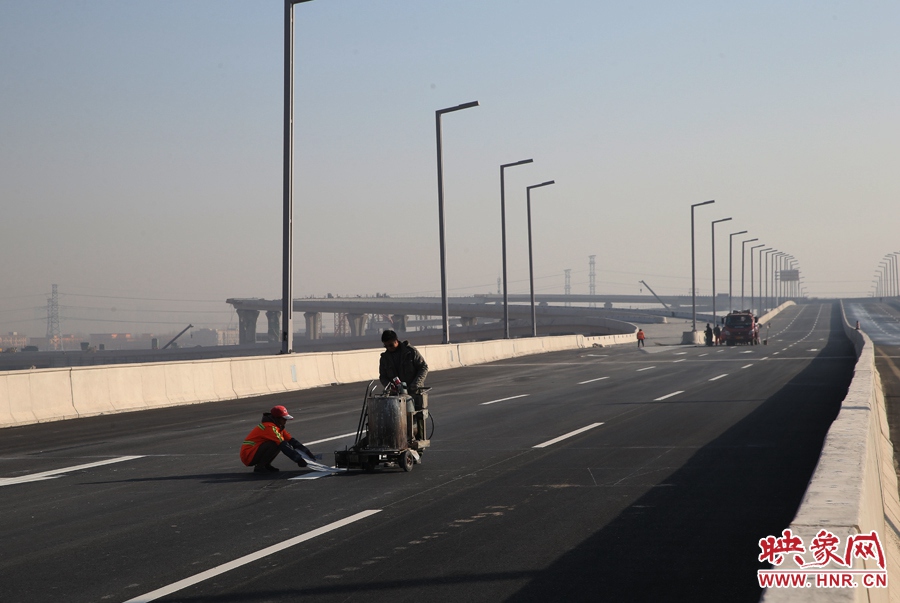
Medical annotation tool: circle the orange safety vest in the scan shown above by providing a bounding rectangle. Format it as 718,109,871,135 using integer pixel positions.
240,421,293,466
637,331,645,340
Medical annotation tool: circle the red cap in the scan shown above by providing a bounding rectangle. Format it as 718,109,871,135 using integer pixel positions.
270,405,294,420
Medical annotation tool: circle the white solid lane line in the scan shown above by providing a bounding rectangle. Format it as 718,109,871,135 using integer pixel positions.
480,394,529,406
709,374,728,381
534,423,604,449
0,456,145,487
742,364,753,369
654,391,684,401
124,510,382,603
578,377,610,384
636,366,655,372
673,359,686,363
306,432,358,446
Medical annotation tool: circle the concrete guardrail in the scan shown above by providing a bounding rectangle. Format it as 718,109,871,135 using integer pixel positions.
0,330,637,429
760,301,900,602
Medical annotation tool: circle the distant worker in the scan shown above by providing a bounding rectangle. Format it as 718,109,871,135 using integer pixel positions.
379,330,428,393
240,405,315,473
713,324,721,346
636,328,646,348
704,323,713,346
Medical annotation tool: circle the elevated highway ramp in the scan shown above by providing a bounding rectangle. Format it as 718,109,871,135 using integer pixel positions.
0,303,856,602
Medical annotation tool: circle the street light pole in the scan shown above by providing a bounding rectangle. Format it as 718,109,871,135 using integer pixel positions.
750,244,765,315
690,200,715,332
500,158,533,339
282,0,315,355
728,230,747,313
526,180,556,337
758,247,772,314
711,217,732,325
740,238,758,310
764,249,776,312
435,100,479,345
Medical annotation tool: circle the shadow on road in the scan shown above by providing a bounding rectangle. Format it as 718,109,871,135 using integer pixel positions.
503,302,855,603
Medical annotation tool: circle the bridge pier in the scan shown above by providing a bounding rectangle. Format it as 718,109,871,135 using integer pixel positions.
236,309,259,345
347,314,368,337
304,312,322,340
391,314,408,332
265,311,280,343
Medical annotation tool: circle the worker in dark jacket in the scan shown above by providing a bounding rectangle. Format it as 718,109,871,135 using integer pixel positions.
379,330,428,393
379,330,429,441
240,405,314,473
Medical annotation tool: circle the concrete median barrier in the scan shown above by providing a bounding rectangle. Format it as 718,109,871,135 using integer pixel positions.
29,368,78,423
0,373,13,428
331,349,380,385
761,302,900,602
0,330,639,428
230,358,273,398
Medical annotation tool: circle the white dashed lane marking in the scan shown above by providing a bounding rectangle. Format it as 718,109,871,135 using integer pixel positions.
654,391,684,401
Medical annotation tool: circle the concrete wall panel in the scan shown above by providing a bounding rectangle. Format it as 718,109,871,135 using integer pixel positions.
139,364,170,409
29,369,78,423
331,349,379,385
105,365,148,412
70,367,115,417
230,358,272,397
0,374,13,428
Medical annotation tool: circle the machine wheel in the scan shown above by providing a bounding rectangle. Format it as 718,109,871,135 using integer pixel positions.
399,450,414,472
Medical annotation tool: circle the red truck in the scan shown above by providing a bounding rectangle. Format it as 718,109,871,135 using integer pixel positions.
721,311,759,346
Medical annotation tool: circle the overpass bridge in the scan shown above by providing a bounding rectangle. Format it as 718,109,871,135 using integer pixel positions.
224,294,697,344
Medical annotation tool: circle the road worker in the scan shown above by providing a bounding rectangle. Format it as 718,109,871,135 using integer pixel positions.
379,329,429,439
636,328,646,348
240,405,315,473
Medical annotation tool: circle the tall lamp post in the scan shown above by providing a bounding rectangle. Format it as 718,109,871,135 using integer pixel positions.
526,180,556,337
758,247,772,314
710,217,732,325
435,100,479,344
740,237,758,310
282,0,315,355
728,230,747,313
690,200,715,333
764,249,776,312
750,244,765,315
500,159,533,338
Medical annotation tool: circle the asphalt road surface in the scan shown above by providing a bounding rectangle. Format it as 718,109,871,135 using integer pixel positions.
0,302,855,603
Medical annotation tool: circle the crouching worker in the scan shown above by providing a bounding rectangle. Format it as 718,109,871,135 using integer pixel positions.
240,405,315,473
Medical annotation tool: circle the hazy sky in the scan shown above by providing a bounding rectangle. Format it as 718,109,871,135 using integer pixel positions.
2,1,898,337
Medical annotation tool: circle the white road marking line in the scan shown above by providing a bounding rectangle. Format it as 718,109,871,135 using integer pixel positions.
741,364,753,369
480,394,529,406
673,359,686,363
654,391,684,401
124,510,382,603
808,348,819,352
578,377,610,384
674,352,688,355
0,456,144,487
716,350,724,353
636,366,655,372
699,353,708,357
741,351,754,354
709,374,728,381
534,423,604,449
306,432,358,446
762,356,769,360
290,470,343,481
773,352,780,355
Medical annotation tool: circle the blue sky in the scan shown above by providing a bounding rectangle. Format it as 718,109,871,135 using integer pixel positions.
1,1,898,336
